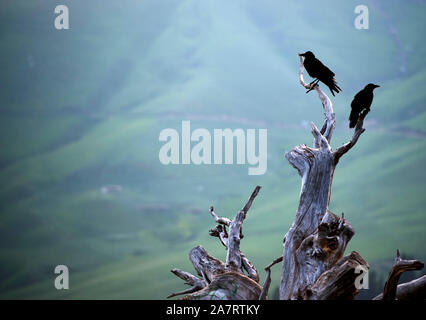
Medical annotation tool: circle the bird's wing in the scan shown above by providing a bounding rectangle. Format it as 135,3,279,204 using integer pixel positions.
365,92,374,108
351,95,360,110
351,90,372,110
314,58,335,77
353,90,364,102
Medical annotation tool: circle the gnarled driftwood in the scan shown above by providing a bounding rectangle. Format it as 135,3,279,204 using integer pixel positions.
168,53,425,301
278,55,369,300
373,250,425,300
168,186,263,300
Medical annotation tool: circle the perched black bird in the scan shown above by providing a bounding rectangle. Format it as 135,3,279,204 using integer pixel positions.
348,83,380,128
299,51,341,96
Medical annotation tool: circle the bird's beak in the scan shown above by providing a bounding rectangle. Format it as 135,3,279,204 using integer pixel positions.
374,85,380,88
299,53,305,57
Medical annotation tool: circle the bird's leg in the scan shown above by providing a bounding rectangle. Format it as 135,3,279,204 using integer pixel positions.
306,79,320,94
308,79,317,86
307,79,319,88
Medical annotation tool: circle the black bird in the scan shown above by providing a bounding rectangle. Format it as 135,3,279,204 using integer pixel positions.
299,51,341,96
349,83,380,128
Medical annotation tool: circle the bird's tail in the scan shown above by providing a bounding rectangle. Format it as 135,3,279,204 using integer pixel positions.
349,109,358,128
328,79,341,96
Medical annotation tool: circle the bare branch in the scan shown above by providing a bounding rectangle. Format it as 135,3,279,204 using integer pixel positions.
380,249,424,301
315,87,335,146
298,54,335,146
241,253,259,283
185,272,262,300
225,186,261,272
298,54,314,90
266,256,284,270
311,122,331,152
167,269,207,299
167,285,204,299
373,274,426,300
210,226,258,282
333,109,368,165
170,268,205,286
240,185,261,218
259,269,272,301
209,206,232,226
209,225,229,248
259,256,283,300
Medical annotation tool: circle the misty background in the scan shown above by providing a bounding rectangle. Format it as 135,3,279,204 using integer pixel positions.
0,0,425,299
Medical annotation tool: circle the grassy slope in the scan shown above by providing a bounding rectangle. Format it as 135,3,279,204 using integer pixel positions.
0,0,425,299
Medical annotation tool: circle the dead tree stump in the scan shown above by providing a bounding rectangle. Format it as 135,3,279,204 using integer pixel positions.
277,54,370,300
168,54,426,300
168,186,263,300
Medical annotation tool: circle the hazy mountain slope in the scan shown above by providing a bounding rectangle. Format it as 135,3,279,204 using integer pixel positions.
0,0,425,299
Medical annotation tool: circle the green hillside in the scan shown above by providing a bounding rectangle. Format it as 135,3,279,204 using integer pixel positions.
0,0,425,299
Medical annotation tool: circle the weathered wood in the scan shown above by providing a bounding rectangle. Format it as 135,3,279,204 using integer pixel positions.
189,246,225,284
292,211,356,298
170,268,205,286
281,146,336,298
378,250,424,300
298,54,335,146
209,224,229,248
167,269,207,299
280,55,368,300
208,224,259,282
168,187,262,299
373,274,426,300
225,186,261,272
308,251,368,300
259,256,283,300
334,108,368,165
184,272,262,300
209,206,232,226
240,253,259,283
169,53,424,301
